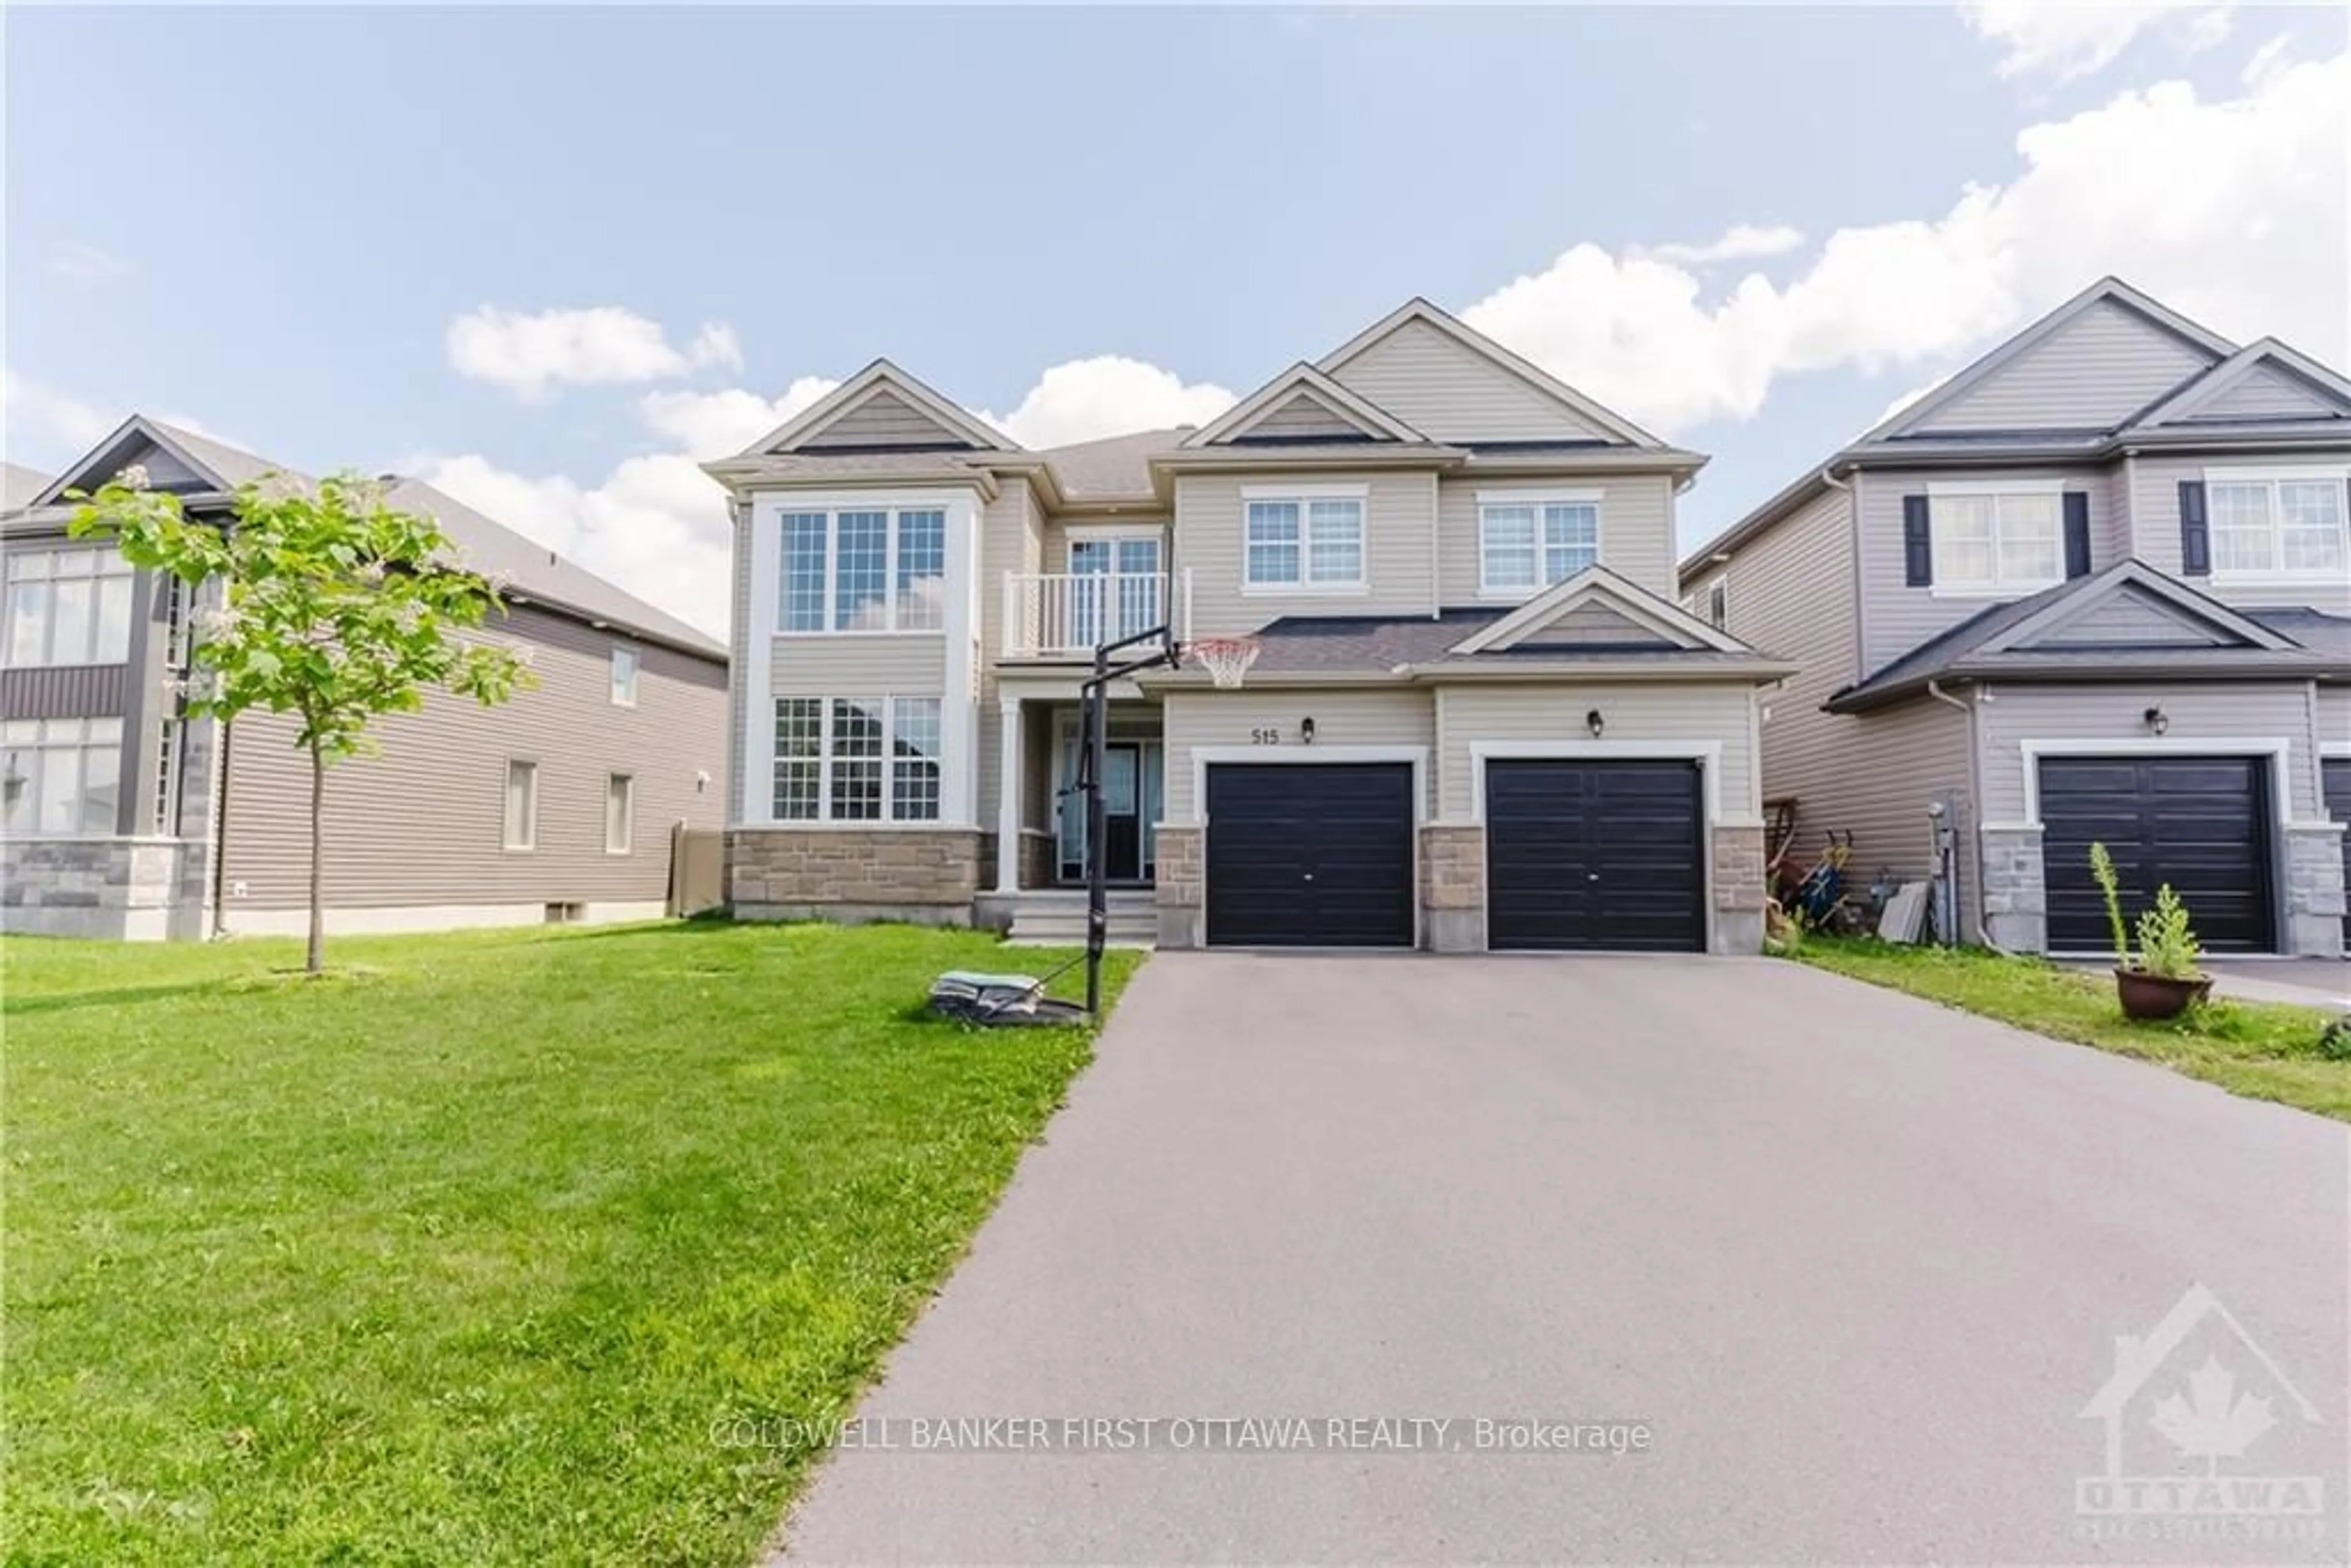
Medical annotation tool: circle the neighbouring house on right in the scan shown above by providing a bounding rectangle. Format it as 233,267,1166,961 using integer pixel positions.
1681,277,2351,958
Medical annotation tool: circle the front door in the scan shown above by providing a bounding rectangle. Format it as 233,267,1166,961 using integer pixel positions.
1069,536,1163,648
1057,732,1163,883
1100,743,1144,882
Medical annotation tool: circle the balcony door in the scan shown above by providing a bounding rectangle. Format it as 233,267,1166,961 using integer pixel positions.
1068,535,1162,650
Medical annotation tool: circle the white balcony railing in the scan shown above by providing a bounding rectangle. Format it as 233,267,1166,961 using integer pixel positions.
1001,570,1190,658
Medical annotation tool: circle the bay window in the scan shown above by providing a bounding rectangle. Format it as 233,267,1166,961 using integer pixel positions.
1929,487,2063,593
2,718,123,836
771,696,942,823
5,548,135,667
1244,488,1364,591
2208,470,2349,579
778,506,948,632
1479,495,1600,596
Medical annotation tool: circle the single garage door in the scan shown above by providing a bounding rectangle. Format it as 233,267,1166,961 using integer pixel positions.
2324,758,2351,950
1204,762,1415,947
2039,756,2273,954
1485,758,1706,953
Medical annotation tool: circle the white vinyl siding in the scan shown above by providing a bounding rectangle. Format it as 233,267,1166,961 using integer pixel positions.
4,547,135,668
1928,484,2064,595
1973,682,2323,823
1323,316,1611,443
503,760,538,850
1177,473,1435,635
1434,684,1758,822
1161,687,1434,822
1,716,122,835
1903,298,2218,435
1479,495,1600,598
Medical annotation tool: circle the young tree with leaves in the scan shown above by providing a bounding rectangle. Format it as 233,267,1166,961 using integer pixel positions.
72,471,533,974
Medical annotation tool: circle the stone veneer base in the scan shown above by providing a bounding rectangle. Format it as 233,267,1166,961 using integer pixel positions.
726,828,982,922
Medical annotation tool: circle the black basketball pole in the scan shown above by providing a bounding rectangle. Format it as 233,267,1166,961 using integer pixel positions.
1076,621,1179,1014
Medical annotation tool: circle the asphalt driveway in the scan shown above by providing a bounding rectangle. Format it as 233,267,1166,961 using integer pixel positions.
774,953,2348,1564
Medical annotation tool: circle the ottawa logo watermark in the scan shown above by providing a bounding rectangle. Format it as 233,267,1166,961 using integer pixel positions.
2075,1283,2327,1543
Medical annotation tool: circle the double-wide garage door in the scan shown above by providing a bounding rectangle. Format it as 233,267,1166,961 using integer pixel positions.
1486,759,1706,952
1201,757,1708,952
2039,756,2273,954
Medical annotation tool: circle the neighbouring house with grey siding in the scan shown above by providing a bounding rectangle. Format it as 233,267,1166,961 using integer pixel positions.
2,417,728,940
1682,277,2351,958
705,299,1794,955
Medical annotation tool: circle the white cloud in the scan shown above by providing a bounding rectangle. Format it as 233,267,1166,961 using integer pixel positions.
1463,48,2349,435
1643,224,1806,267
2,368,118,460
1959,1,2232,81
639,377,839,461
445,306,744,400
49,240,133,283
978,356,1235,448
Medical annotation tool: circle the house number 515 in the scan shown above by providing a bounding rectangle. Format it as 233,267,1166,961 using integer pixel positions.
1249,727,1282,745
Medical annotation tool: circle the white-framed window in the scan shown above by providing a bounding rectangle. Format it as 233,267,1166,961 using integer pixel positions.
1708,579,1729,631
503,759,538,850
609,645,640,707
4,547,136,668
1243,486,1365,591
777,506,948,632
2207,468,2350,580
1,717,124,836
605,773,634,854
1928,484,2063,594
1479,494,1600,596
770,695,942,823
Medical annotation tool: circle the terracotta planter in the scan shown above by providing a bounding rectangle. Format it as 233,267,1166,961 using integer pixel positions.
2114,967,2213,1021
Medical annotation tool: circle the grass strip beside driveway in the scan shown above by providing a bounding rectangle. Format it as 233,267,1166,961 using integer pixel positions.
6,920,1136,1566
1790,938,2349,1122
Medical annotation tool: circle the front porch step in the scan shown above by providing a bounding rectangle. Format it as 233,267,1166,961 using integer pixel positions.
1004,889,1159,947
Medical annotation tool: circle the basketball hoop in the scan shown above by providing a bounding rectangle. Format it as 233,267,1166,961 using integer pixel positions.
1185,635,1261,689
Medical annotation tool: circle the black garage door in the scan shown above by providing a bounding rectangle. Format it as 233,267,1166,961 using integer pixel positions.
1204,763,1415,947
2325,758,2351,950
1485,759,1706,953
2039,756,2272,955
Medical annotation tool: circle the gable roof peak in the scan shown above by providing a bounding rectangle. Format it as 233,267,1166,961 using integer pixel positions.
735,358,1017,458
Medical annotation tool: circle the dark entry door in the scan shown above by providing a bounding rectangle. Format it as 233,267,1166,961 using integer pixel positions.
1204,763,1414,947
2323,757,2351,950
1485,759,1706,952
2039,755,2273,954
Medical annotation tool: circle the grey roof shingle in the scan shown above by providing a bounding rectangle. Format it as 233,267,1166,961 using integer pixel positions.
1,462,53,511
1034,427,1190,500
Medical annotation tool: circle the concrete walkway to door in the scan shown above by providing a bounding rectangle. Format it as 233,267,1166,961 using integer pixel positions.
773,953,2347,1564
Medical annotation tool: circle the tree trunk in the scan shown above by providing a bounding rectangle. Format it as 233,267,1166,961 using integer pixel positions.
306,740,326,975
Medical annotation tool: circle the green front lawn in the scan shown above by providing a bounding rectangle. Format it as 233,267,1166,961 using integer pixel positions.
1790,938,2349,1121
4,921,1137,1565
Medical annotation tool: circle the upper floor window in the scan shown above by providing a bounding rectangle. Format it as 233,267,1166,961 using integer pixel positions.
772,696,942,823
1480,495,1600,597
2,717,122,836
2207,470,2348,580
1928,486,2061,594
1707,580,1729,631
609,645,640,707
1243,487,1363,591
779,507,947,633
5,548,135,669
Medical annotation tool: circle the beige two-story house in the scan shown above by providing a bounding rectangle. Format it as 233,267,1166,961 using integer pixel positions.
705,299,1791,953
3,417,729,939
1682,278,2351,958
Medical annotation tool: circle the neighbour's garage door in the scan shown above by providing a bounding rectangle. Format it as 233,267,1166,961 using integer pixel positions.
1204,763,1415,947
1485,759,1706,953
2325,758,2351,950
2039,756,2272,954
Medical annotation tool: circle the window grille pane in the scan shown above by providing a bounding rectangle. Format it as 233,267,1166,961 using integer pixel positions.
1246,501,1300,584
1307,500,1362,583
773,699,822,819
834,512,890,631
1543,504,1599,581
781,513,829,631
1483,505,1537,588
890,697,942,821
894,510,946,631
829,698,884,820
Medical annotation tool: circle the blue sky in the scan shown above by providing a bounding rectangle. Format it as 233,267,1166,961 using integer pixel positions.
7,4,2345,633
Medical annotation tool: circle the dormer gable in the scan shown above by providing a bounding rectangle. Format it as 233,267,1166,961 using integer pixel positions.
739,361,1014,457
1979,560,2301,656
1862,279,2233,443
29,415,284,508
2125,339,2351,431
1450,565,1749,656
1316,299,1662,449
1181,363,1428,448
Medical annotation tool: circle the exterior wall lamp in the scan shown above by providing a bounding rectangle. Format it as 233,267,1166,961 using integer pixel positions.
1300,716,1316,745
2142,705,2169,736
1586,708,1605,738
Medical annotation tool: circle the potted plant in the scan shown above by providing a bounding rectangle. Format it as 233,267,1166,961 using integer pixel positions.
2089,842,2213,1020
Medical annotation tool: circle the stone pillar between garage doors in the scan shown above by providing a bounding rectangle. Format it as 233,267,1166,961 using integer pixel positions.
2281,823,2347,958
1709,823,1766,955
1153,826,1201,948
1420,824,1484,953
1978,824,2048,953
